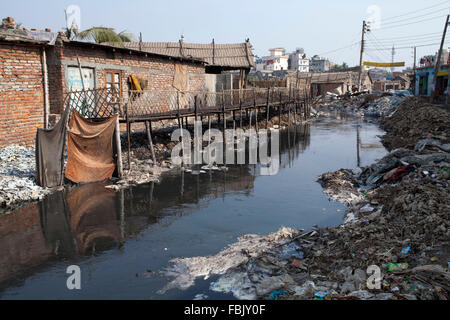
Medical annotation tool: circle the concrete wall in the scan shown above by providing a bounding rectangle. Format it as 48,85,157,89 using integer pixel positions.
0,42,44,148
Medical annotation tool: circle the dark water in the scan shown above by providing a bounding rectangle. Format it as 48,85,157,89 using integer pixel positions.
0,114,387,299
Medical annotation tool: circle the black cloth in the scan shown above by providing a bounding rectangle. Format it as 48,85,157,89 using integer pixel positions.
35,106,70,187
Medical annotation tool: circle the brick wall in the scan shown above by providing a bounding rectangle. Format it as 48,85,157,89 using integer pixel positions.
0,42,44,148
47,43,207,114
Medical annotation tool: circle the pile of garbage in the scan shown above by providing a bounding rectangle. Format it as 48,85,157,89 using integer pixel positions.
159,97,449,300
359,95,405,117
200,147,449,300
0,145,51,213
320,92,406,117
380,97,450,151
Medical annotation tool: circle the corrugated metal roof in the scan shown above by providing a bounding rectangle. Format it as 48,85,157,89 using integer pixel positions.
103,41,255,69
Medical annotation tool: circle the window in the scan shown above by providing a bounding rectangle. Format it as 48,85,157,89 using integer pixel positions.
105,70,121,102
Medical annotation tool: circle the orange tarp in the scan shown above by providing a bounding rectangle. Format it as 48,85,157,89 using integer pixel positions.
65,111,118,183
173,63,188,91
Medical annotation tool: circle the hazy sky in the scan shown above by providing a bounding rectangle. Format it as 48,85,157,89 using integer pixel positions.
2,0,450,69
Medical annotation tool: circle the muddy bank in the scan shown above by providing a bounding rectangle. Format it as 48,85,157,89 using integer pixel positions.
159,97,449,300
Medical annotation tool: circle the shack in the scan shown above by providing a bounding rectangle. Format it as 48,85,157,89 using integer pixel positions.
46,34,208,119
105,39,255,91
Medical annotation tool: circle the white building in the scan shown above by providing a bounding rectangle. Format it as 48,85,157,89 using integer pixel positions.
289,48,310,72
310,55,331,73
256,48,289,72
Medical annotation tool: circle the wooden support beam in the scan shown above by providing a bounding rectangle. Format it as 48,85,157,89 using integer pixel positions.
239,88,243,129
114,113,123,178
145,120,156,166
126,119,131,170
266,87,270,129
279,91,282,127
194,95,198,122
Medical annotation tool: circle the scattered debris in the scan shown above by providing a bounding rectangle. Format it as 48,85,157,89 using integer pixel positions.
0,145,51,213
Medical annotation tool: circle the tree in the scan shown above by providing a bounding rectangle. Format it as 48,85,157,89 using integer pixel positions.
75,26,136,43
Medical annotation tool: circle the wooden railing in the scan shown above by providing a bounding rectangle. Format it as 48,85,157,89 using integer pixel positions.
64,87,310,121
126,87,307,120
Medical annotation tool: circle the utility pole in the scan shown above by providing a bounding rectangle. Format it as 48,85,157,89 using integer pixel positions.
430,14,449,103
413,46,416,95
358,21,368,91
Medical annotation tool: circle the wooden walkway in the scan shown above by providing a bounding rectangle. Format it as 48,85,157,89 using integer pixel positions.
64,87,312,171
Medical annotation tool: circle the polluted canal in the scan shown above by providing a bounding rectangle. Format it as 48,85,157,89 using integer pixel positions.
0,114,387,299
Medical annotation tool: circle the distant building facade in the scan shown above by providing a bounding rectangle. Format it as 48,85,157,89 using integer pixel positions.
310,55,331,73
288,48,309,72
256,48,289,72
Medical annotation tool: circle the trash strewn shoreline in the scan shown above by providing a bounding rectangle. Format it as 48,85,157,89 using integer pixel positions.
160,96,449,300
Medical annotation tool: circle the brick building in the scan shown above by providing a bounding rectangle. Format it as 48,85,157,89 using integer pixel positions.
0,31,207,148
0,22,255,148
0,34,47,148
46,37,208,115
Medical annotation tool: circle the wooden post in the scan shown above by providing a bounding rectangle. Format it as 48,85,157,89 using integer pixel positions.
288,86,291,127
76,57,88,117
222,89,226,134
114,113,123,178
266,87,270,128
126,119,131,170
293,89,297,124
145,121,156,166
41,48,50,129
239,88,243,129
278,90,282,127
177,91,182,129
254,88,258,132
194,95,198,122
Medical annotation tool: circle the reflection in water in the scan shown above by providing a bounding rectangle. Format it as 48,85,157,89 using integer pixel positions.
0,123,312,289
0,183,123,287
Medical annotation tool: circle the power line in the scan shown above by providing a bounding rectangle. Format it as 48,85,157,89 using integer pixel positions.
366,33,396,61
380,7,450,26
366,35,443,44
315,41,360,56
363,31,442,41
376,14,448,30
379,0,450,22
366,41,450,50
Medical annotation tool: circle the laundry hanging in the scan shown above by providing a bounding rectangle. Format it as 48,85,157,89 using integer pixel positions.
35,105,71,188
65,111,118,183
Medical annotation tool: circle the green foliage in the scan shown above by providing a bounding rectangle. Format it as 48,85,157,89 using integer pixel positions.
75,26,136,43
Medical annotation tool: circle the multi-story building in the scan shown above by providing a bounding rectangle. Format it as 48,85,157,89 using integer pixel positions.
310,55,331,73
255,48,289,72
289,48,310,72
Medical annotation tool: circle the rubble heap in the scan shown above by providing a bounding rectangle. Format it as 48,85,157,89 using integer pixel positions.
380,97,450,151
319,93,406,117
0,145,51,213
197,98,449,300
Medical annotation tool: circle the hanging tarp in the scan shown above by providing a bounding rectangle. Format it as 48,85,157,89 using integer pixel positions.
65,111,118,183
35,105,71,188
173,63,188,91
363,61,405,67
